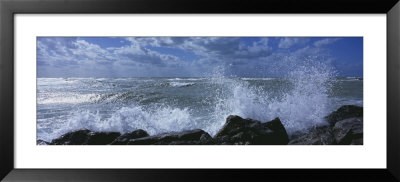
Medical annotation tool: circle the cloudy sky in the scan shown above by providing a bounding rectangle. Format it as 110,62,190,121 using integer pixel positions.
37,37,363,78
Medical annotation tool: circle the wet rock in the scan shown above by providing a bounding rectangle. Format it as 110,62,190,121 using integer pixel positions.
37,139,50,145
289,125,335,145
213,115,289,145
127,129,213,145
48,105,363,145
111,129,149,145
289,105,363,145
332,117,363,145
51,129,121,145
51,129,92,145
325,105,363,126
87,131,121,145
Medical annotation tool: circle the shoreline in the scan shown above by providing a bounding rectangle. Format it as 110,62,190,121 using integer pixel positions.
38,105,363,145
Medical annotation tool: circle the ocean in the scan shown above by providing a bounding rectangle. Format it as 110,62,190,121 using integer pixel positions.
37,76,362,142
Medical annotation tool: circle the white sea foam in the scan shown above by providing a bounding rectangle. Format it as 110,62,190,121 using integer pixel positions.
167,78,204,81
37,92,102,105
37,105,197,141
37,58,351,141
206,58,336,134
169,82,195,87
241,78,275,81
37,78,78,86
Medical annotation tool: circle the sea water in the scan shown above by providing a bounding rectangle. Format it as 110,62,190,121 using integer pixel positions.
37,57,363,142
37,74,362,142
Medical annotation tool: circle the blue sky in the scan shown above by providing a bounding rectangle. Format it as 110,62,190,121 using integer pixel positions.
37,37,363,77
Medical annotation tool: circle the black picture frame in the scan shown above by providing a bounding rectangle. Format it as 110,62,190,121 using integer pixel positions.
1,0,399,181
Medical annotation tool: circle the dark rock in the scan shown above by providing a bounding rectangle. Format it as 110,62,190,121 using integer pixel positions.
289,105,364,145
127,129,214,145
111,129,149,145
87,132,121,145
332,117,363,145
213,115,289,145
325,105,363,126
351,138,363,145
51,129,92,145
289,125,335,145
37,139,50,145
51,129,121,145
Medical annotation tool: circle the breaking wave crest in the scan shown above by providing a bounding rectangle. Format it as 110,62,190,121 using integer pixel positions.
37,57,342,141
169,82,196,87
207,59,337,134
38,105,197,142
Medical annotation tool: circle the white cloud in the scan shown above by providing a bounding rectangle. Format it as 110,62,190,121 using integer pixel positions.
313,38,341,47
278,38,309,49
125,37,272,60
37,37,192,77
37,37,353,78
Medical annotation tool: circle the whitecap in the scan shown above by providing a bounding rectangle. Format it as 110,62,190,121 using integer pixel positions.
37,105,198,141
169,82,195,87
37,92,102,105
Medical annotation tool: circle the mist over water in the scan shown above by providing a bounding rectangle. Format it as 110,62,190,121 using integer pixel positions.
37,58,363,142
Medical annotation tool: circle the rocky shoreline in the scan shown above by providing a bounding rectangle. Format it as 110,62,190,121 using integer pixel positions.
37,105,363,145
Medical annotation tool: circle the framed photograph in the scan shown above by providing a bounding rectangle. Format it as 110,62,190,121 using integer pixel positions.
1,0,399,181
